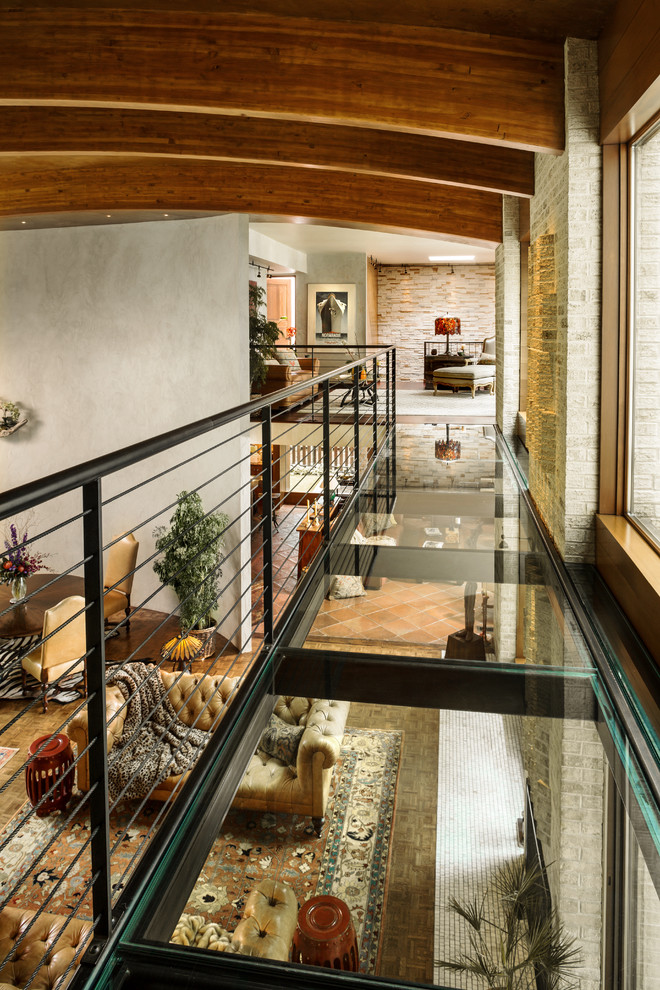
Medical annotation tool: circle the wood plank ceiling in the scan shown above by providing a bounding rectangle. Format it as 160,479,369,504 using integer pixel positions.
0,1,618,243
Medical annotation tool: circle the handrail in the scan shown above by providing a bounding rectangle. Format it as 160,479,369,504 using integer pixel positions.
0,347,394,519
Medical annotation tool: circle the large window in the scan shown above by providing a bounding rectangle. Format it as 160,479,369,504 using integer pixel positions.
627,118,660,547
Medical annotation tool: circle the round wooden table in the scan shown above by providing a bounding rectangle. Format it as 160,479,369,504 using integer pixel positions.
0,573,85,639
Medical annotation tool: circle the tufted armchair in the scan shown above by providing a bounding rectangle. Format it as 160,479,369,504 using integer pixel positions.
478,335,496,364
232,696,350,835
0,906,92,990
69,670,238,799
172,878,298,962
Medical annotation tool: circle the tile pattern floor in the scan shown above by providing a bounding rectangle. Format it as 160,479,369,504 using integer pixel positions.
433,711,526,988
309,579,471,651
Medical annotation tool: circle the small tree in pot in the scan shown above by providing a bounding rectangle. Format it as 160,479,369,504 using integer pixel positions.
249,282,281,389
153,491,229,664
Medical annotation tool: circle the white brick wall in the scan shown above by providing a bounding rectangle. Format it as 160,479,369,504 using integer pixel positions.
528,38,601,562
376,264,495,382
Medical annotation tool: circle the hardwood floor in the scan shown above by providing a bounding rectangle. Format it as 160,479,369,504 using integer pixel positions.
347,701,438,984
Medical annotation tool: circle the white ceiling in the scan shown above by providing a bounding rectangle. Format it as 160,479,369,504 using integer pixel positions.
249,220,495,266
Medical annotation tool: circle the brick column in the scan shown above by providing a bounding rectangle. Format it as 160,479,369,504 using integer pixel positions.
495,196,521,442
528,38,602,562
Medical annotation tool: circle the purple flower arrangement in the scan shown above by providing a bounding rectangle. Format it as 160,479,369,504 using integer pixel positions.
1,523,48,583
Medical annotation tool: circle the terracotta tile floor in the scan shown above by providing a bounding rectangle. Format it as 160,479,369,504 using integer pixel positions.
309,579,472,653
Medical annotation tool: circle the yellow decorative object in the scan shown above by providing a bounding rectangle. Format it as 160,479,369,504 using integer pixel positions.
162,634,202,663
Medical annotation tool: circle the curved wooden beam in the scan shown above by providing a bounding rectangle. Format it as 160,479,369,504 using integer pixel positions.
0,9,564,152
0,156,503,244
0,107,535,198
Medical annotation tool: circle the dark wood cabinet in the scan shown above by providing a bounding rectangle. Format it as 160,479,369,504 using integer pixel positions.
423,345,477,389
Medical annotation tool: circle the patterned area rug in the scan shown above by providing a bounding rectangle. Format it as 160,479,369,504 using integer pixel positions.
0,727,401,974
0,635,82,702
182,726,402,974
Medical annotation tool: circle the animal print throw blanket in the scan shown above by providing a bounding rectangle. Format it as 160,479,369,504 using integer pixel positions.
107,661,210,801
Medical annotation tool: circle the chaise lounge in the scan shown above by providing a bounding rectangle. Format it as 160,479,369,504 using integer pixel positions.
432,365,495,398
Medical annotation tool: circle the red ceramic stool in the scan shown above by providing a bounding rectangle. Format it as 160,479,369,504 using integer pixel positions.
292,895,358,971
26,733,74,817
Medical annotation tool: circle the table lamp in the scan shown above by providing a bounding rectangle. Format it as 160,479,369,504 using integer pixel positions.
435,316,461,353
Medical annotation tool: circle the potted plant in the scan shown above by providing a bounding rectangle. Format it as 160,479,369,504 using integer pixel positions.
249,282,281,389
0,398,23,434
438,859,580,990
153,491,229,662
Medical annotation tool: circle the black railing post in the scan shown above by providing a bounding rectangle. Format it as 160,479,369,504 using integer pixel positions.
323,381,331,542
372,355,378,464
353,364,360,489
391,348,397,497
260,407,274,645
82,479,112,939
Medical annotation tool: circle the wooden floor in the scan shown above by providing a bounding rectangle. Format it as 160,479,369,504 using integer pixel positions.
348,701,438,984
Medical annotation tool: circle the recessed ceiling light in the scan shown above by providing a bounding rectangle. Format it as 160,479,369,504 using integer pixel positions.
429,255,476,262
21,220,26,224
163,213,169,217
106,214,112,218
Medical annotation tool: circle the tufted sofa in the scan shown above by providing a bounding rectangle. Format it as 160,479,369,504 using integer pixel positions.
69,670,238,799
0,906,92,990
171,878,297,962
259,357,320,408
232,697,350,835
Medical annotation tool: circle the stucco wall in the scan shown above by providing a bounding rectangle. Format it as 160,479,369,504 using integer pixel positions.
0,214,251,646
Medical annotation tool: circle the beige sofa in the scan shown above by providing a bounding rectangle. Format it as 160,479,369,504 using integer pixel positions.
259,357,320,408
232,696,350,835
69,670,238,799
0,906,92,990
172,878,298,961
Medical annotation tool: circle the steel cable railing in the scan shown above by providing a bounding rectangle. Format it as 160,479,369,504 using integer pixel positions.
0,345,394,989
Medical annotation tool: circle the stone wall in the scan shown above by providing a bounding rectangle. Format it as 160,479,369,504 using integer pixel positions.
495,197,521,442
376,264,495,382
528,38,601,562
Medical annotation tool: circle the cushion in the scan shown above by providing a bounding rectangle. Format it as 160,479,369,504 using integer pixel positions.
275,350,302,372
350,528,367,544
365,534,397,546
327,574,366,600
361,511,398,537
259,713,305,765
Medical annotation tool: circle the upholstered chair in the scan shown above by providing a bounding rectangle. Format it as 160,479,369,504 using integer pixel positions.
103,532,139,629
0,905,92,989
21,596,87,712
478,335,496,364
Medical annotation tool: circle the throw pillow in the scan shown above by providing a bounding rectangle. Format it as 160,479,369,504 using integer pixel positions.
360,511,398,538
350,527,367,544
275,350,302,372
259,713,304,765
327,574,366,599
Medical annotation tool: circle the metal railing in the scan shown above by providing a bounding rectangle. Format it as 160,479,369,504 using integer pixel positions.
0,346,395,989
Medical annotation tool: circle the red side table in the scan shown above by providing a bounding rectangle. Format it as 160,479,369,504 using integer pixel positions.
292,895,358,971
26,733,74,817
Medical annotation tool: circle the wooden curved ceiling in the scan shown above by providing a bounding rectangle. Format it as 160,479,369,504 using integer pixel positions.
0,4,577,243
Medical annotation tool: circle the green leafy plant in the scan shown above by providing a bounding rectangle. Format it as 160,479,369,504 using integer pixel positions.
153,491,229,631
0,399,20,428
249,282,280,388
438,859,581,990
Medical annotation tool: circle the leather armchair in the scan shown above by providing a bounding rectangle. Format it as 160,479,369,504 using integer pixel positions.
21,596,87,712
103,533,139,629
232,696,350,835
69,670,238,798
0,906,92,990
259,358,320,407
172,878,298,962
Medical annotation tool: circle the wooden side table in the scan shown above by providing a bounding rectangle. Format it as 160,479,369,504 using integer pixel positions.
292,895,358,971
26,733,74,817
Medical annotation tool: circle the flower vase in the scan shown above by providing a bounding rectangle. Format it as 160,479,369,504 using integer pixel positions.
10,574,27,603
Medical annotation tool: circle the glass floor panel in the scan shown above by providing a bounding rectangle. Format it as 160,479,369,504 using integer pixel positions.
102,418,660,990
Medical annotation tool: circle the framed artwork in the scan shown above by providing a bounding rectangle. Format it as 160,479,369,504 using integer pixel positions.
307,283,356,343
